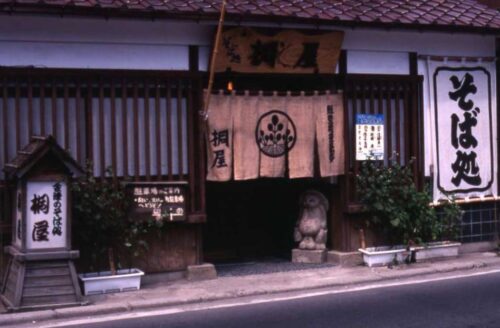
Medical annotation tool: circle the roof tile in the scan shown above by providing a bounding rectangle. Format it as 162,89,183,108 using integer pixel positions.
2,0,500,30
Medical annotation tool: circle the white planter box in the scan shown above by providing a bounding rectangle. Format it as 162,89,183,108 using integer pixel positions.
358,246,408,267
411,241,461,261
78,268,144,296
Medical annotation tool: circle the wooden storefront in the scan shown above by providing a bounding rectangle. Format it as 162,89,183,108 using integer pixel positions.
0,64,207,273
0,64,426,269
202,62,425,260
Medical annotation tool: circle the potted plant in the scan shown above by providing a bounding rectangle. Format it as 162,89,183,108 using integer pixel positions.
356,156,461,267
72,164,145,295
410,196,462,261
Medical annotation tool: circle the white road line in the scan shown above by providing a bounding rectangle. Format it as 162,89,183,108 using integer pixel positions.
37,268,500,328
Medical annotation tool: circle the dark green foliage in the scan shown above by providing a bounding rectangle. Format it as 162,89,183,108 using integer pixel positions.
356,157,450,246
438,196,463,241
72,163,149,272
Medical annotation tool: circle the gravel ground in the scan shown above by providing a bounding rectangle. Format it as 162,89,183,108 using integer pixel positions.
216,258,335,277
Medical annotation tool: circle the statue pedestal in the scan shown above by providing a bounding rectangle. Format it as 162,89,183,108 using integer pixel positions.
292,249,326,264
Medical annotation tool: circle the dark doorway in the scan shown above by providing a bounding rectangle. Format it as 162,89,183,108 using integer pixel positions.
203,179,332,263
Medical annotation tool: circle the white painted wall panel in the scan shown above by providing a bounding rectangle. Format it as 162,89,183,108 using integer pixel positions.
347,50,409,75
0,41,189,70
342,28,495,56
0,16,213,45
0,15,213,70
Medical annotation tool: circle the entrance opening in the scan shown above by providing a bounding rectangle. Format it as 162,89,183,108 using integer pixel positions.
203,179,332,263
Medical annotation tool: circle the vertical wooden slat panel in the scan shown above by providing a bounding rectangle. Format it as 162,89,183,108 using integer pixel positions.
15,81,20,151
144,80,151,181
352,82,359,176
188,45,201,214
395,82,401,164
51,80,58,141
377,81,383,116
110,80,117,181
187,81,196,212
75,81,83,164
166,80,173,180
133,82,139,181
346,81,356,203
98,79,105,179
85,80,94,164
27,78,33,139
195,76,206,212
342,83,350,203
3,80,9,164
177,80,184,180
385,81,392,161
368,81,375,115
403,82,411,165
415,80,425,190
40,80,46,136
360,81,366,114
155,80,162,181
121,80,129,177
63,79,69,149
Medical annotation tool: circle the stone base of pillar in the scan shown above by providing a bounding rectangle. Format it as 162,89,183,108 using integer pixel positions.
291,249,326,264
186,263,217,281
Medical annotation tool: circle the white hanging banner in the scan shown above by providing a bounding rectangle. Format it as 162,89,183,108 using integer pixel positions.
431,61,497,201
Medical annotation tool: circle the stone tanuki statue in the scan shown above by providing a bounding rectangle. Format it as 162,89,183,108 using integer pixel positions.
294,190,329,250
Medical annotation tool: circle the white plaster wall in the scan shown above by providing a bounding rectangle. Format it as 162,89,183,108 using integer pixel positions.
0,15,213,70
0,15,495,73
342,28,495,75
347,50,409,74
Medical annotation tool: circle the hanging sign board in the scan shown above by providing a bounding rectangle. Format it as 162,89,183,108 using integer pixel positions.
432,66,496,200
127,183,187,222
355,114,384,160
26,181,68,250
214,27,344,74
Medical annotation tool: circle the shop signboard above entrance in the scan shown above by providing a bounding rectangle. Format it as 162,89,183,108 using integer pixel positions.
127,182,187,222
355,114,385,161
214,27,344,74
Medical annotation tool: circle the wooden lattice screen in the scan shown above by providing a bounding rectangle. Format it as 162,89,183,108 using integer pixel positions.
0,69,206,220
343,74,424,208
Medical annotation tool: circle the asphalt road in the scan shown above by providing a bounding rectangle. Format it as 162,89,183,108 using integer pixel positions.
69,271,500,328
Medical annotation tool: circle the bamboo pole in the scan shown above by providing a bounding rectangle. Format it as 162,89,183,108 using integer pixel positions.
201,0,227,121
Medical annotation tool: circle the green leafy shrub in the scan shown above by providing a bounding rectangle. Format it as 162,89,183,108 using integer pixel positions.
72,163,143,273
437,196,463,241
356,157,441,246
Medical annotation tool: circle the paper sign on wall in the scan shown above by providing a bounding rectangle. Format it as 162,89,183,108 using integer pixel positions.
355,114,384,160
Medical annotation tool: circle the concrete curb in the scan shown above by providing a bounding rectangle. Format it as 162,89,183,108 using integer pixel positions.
1,255,500,327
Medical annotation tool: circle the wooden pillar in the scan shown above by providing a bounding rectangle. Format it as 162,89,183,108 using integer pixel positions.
330,49,351,252
496,39,500,196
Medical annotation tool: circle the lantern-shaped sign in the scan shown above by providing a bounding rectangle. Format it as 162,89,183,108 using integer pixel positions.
1,136,85,311
16,178,69,251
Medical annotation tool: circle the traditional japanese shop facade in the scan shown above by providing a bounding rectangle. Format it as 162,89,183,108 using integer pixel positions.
0,0,499,272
